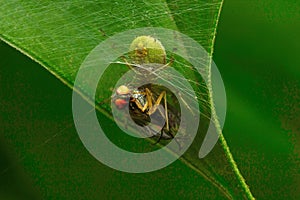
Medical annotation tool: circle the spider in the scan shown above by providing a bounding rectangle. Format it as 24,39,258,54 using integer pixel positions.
111,35,178,143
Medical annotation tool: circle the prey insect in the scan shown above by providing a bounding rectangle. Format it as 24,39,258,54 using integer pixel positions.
112,35,180,144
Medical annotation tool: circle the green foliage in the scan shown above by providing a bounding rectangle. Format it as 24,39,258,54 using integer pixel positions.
1,0,299,199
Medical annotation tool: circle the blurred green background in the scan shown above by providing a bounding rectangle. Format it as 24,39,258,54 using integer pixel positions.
0,0,299,199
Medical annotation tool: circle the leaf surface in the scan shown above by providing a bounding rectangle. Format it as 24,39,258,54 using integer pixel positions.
0,1,254,199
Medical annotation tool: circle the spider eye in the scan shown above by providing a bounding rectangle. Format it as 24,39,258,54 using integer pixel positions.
114,98,128,109
116,85,130,95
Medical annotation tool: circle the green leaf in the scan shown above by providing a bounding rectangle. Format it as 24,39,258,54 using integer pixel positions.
0,0,255,199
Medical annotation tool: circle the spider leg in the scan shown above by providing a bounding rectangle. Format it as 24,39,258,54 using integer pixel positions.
121,56,140,74
165,129,183,150
150,58,174,75
177,91,195,116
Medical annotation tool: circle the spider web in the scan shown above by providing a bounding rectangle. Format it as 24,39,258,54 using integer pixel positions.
0,0,255,199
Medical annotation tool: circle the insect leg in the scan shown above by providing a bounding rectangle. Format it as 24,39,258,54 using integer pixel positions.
146,89,169,131
132,97,148,112
153,129,164,145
